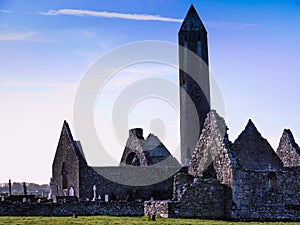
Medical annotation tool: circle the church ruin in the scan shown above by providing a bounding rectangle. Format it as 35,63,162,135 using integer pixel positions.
50,5,300,221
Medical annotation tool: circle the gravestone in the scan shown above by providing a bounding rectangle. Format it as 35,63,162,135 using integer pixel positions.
105,194,109,202
92,185,96,201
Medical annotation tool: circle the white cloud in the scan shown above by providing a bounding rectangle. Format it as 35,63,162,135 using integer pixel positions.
40,9,183,23
0,31,36,41
0,10,12,13
39,9,260,28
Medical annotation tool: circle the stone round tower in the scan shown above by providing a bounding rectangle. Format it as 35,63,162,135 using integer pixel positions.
179,5,211,165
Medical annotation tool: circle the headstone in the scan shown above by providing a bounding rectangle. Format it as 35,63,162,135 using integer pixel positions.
48,178,55,200
92,185,96,201
105,194,109,202
151,215,156,221
23,182,27,195
8,179,11,196
68,186,75,196
98,195,101,201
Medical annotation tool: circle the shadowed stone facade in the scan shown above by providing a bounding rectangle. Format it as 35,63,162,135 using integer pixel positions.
52,121,87,198
232,120,283,171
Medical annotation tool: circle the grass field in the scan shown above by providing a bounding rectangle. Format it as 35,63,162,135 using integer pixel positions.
0,216,298,225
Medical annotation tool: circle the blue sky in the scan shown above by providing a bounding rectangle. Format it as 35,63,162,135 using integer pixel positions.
0,0,299,183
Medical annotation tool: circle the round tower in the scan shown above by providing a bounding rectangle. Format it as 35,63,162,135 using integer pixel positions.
179,5,211,165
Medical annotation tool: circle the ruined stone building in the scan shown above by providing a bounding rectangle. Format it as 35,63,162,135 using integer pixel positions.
52,121,180,201
52,5,300,220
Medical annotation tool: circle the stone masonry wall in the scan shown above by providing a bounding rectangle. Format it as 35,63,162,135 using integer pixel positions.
145,179,227,219
144,200,179,218
232,168,300,220
178,179,226,218
0,201,143,216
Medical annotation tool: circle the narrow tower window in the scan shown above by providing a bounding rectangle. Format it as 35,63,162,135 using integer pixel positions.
198,35,201,41
184,35,187,42
181,78,186,85
61,161,68,189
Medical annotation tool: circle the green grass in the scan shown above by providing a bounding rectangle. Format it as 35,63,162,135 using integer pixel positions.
0,216,298,225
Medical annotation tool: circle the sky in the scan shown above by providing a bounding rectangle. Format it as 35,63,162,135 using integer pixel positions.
0,0,299,184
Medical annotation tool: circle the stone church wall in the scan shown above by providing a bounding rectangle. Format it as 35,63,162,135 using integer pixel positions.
145,179,227,219
79,166,175,201
231,168,300,220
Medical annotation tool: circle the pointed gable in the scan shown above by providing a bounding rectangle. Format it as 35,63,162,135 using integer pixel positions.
188,110,237,186
179,4,207,32
52,120,87,197
54,121,87,167
58,121,86,164
232,119,283,171
120,128,148,166
143,134,180,167
120,128,180,167
277,129,300,167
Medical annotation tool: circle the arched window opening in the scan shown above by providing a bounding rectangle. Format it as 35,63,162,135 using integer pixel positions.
126,152,140,166
267,172,278,192
61,161,68,189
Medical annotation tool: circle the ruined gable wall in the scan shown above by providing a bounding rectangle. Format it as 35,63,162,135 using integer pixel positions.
232,120,283,171
277,129,300,167
188,110,236,186
120,129,147,167
52,127,80,198
231,168,300,220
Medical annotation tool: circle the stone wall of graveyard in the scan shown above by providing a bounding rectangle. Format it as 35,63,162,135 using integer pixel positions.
144,200,179,218
231,167,300,221
0,201,143,216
